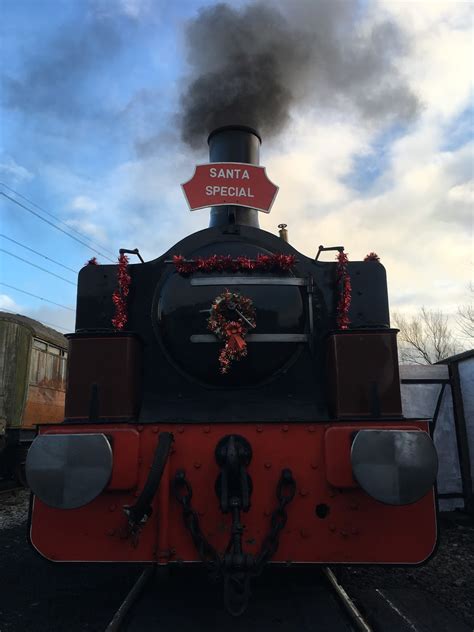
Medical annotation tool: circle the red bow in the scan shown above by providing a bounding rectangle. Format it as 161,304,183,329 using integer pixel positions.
225,321,246,353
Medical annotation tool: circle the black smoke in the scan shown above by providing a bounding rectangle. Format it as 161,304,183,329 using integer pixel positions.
180,1,420,147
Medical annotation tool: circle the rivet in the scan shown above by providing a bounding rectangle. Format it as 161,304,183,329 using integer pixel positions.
152,427,159,434
108,504,117,512
107,529,115,536
264,510,271,517
137,425,144,432
178,426,184,434
329,524,336,532
300,529,309,539
311,461,318,470
264,462,272,469
203,426,210,434
256,425,263,433
299,488,309,497
282,425,289,432
351,527,359,535
134,491,140,497
194,461,201,469
341,530,348,537
308,426,315,433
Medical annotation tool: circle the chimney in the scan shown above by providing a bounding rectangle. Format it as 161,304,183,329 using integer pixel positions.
207,125,261,228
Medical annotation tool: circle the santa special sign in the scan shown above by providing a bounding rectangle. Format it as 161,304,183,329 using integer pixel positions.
181,162,278,213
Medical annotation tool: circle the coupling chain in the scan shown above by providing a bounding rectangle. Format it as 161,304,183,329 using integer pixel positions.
173,467,296,578
173,469,221,578
255,468,296,573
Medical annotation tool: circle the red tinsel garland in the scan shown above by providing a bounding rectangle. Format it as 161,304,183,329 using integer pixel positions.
336,251,351,330
173,253,296,275
207,289,256,374
86,257,98,265
112,253,131,330
364,252,380,262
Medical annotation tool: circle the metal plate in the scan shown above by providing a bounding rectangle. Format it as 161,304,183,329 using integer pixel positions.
190,334,308,343
351,430,438,505
190,277,306,286
26,433,113,509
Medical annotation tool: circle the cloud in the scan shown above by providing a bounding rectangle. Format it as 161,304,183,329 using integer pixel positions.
70,195,98,213
0,157,34,184
92,0,152,20
0,294,22,311
65,218,109,243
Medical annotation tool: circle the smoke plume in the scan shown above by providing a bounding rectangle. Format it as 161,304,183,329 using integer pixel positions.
180,1,420,147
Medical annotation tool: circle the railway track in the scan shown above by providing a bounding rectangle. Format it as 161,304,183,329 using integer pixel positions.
105,565,372,631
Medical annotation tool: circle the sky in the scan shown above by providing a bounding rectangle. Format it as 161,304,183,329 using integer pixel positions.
0,0,472,346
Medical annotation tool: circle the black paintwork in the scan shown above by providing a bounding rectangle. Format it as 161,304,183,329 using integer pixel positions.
208,126,261,228
75,223,389,423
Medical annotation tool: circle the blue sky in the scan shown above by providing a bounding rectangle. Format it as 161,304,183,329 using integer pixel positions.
0,0,472,344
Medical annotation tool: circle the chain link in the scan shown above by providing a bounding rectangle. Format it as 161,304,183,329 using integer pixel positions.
173,467,296,584
255,468,296,573
173,470,221,577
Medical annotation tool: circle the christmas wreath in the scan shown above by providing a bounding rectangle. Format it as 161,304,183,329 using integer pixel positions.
207,289,256,374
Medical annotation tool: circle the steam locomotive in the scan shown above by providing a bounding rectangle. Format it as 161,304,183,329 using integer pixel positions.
26,126,438,614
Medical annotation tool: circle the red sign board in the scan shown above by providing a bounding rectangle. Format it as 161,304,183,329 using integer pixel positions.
181,162,278,214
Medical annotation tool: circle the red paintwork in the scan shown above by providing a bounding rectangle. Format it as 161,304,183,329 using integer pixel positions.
30,421,437,565
181,163,278,213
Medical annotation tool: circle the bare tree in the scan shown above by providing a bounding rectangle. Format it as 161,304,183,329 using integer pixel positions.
457,304,474,339
392,307,460,364
456,283,474,341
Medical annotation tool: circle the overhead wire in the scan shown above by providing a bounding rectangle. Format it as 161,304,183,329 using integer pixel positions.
0,182,116,258
0,283,75,311
1,248,77,286
0,234,78,274
0,192,116,263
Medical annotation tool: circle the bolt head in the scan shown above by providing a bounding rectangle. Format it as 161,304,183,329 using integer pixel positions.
203,426,210,433
264,462,272,469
